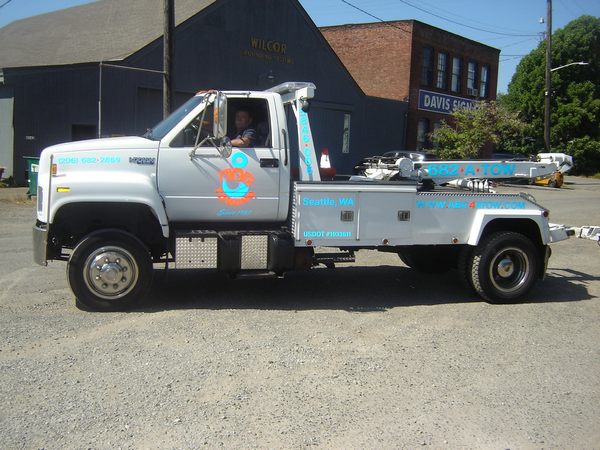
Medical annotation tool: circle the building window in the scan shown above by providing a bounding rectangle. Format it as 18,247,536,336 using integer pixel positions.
436,52,448,89
421,47,433,87
417,118,429,150
479,64,489,98
451,57,461,93
467,61,477,96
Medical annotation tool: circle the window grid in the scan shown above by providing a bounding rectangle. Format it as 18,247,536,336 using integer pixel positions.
467,61,477,95
436,52,447,89
451,57,461,93
480,65,489,98
421,47,433,87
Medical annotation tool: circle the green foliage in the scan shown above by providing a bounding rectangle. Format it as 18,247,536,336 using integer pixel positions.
431,101,528,159
503,15,600,172
566,137,600,176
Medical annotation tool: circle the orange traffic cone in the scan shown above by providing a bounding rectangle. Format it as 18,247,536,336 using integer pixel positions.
319,148,336,180
320,148,331,169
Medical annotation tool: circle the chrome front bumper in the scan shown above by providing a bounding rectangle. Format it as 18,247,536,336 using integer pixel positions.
33,222,48,266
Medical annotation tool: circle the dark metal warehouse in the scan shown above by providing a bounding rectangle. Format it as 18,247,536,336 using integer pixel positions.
0,0,408,184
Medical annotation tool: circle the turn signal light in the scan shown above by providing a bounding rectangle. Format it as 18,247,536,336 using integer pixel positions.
51,164,57,176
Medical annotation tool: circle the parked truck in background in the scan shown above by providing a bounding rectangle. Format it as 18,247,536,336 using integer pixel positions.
33,82,570,311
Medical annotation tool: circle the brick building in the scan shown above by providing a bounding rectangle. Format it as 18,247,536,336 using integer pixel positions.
321,20,500,154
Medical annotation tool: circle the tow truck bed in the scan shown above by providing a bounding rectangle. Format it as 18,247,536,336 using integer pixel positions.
292,181,549,248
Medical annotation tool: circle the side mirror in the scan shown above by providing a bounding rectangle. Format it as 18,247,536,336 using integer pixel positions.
212,91,228,139
219,136,232,158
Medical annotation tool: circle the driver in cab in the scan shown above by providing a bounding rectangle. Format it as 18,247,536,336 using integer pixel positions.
230,109,257,148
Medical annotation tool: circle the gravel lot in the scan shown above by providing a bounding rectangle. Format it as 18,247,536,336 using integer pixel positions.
1,178,599,449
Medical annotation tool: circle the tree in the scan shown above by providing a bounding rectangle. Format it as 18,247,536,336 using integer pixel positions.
502,15,600,174
431,101,528,159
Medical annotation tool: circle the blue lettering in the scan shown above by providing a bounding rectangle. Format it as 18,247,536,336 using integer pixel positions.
339,197,354,206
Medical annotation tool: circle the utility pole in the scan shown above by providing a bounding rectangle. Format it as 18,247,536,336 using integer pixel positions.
163,0,175,118
544,0,552,152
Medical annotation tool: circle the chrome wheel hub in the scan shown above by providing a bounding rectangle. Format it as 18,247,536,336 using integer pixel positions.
489,247,529,294
84,247,138,300
497,257,515,278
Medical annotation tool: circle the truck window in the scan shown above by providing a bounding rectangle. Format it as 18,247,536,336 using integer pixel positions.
227,99,271,148
144,95,205,141
170,105,214,148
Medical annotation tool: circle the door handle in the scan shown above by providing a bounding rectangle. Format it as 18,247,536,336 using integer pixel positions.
282,129,289,166
260,158,280,168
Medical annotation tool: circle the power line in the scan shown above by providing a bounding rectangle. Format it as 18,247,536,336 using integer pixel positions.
500,37,538,50
0,0,14,9
340,0,412,36
416,0,536,35
500,56,525,62
395,0,538,37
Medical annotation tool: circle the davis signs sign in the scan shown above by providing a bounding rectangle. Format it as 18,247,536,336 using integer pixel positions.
418,90,477,115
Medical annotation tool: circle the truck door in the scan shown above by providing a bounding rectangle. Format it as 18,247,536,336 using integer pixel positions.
157,97,282,223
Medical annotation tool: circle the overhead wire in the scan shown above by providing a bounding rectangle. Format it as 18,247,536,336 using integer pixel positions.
340,0,412,36
0,0,14,9
414,0,536,35
395,0,538,37
340,0,538,38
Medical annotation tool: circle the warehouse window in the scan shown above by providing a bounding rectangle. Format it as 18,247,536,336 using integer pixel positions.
451,57,461,93
480,65,489,98
421,47,433,86
417,119,429,150
436,52,448,89
467,61,477,96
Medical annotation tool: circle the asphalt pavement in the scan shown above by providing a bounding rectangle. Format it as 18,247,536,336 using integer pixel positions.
0,177,599,449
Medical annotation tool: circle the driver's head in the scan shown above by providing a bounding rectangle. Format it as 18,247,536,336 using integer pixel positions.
234,110,252,131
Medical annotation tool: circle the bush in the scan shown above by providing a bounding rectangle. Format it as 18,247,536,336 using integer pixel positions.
567,137,600,176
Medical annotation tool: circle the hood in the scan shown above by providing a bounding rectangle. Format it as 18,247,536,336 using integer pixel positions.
43,136,159,154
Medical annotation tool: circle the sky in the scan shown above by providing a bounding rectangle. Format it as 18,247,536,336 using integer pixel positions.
0,0,598,93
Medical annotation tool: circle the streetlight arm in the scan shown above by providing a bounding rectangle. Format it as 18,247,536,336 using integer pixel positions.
551,61,589,72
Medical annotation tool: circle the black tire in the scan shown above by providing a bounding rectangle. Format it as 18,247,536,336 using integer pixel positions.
468,231,540,303
457,245,474,290
398,246,455,274
68,230,153,311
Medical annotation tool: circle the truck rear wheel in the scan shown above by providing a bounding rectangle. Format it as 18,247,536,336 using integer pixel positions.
68,230,153,311
468,231,539,303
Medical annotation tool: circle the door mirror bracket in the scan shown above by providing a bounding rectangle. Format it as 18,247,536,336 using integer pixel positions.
189,91,229,159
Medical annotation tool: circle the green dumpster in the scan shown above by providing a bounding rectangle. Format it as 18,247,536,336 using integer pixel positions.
23,156,40,198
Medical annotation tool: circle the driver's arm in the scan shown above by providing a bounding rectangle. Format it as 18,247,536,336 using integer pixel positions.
231,129,257,148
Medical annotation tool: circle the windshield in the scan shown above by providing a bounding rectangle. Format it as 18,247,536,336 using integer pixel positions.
143,95,205,141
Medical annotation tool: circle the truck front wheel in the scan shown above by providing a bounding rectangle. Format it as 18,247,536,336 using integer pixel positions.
68,231,153,311
469,231,539,303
